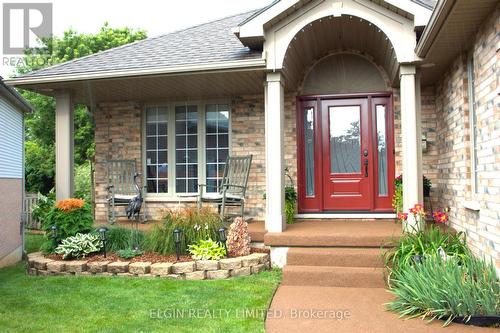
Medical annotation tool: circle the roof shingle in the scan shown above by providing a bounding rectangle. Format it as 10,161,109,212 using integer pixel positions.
20,10,261,78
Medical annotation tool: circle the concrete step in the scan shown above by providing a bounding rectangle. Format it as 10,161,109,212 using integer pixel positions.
248,221,265,243
264,221,400,247
287,247,386,268
281,265,387,288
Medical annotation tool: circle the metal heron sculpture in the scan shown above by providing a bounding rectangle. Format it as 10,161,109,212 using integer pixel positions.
126,173,143,250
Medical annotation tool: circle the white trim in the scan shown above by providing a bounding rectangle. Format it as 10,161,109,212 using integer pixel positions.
463,201,480,212
295,213,396,219
4,59,267,86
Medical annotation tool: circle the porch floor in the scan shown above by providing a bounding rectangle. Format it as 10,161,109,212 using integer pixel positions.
262,220,401,247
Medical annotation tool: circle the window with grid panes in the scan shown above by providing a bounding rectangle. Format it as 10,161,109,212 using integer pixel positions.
145,106,168,193
205,104,229,192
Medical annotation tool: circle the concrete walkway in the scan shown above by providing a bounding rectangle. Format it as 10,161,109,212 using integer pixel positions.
266,285,497,333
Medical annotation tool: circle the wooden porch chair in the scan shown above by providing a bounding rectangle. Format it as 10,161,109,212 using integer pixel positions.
198,155,253,219
106,160,147,224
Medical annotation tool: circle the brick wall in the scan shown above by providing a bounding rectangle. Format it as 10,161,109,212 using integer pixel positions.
94,102,142,222
434,5,499,269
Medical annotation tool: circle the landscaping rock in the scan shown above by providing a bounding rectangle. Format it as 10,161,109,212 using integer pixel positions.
251,253,270,264
37,270,50,276
27,268,37,275
75,271,92,276
46,261,66,272
241,255,260,267
165,274,182,280
100,272,114,276
196,260,219,271
219,258,242,270
117,273,133,277
231,267,251,277
171,262,195,274
129,262,151,275
107,261,129,274
206,270,230,280
33,258,53,270
27,252,43,268
87,261,110,273
184,271,206,280
251,264,266,274
150,263,172,276
65,261,88,273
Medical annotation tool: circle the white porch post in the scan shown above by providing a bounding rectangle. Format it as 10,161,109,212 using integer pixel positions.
400,65,423,212
55,90,74,200
265,72,285,232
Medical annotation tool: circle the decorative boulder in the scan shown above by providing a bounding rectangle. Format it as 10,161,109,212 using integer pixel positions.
226,217,251,257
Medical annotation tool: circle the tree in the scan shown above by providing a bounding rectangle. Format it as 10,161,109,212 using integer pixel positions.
18,23,147,194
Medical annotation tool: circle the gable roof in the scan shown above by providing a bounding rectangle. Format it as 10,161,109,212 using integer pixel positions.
0,77,32,112
15,10,262,80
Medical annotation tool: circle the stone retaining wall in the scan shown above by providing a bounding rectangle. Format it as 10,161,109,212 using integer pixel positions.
26,252,270,280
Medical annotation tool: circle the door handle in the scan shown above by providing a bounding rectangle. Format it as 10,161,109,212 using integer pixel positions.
364,159,369,177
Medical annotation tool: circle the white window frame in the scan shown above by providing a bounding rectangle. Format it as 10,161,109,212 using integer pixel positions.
142,99,232,200
467,53,478,195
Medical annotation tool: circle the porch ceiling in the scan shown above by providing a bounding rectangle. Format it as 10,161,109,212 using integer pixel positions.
16,69,266,105
418,0,499,85
282,15,398,92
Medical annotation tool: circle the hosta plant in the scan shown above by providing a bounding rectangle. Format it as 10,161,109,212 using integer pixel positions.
188,238,226,260
55,233,102,259
116,248,143,259
387,254,500,325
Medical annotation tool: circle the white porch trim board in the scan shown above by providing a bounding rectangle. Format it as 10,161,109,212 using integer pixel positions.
399,65,424,213
295,213,397,219
55,90,74,200
265,72,286,233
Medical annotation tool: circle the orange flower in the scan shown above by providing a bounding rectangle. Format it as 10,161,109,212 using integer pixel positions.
397,212,408,221
56,198,85,212
414,204,423,212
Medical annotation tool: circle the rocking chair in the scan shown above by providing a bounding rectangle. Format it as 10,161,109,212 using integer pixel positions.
106,159,147,224
198,155,252,220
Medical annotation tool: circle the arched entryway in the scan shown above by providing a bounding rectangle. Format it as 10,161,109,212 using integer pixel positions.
261,2,423,231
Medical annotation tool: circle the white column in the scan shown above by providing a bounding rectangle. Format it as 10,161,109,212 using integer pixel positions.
55,90,74,200
265,72,285,232
400,65,423,212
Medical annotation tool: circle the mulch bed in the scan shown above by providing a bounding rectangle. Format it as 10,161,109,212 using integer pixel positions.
45,247,268,263
46,252,192,264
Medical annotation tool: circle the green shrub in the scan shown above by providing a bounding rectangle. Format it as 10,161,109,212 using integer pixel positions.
41,199,93,253
145,207,224,255
31,191,55,228
285,186,297,224
116,248,143,259
387,254,500,325
106,226,145,253
384,224,469,272
54,233,102,259
188,238,226,260
74,162,92,202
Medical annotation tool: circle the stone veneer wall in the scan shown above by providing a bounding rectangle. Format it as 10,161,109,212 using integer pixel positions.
433,5,499,269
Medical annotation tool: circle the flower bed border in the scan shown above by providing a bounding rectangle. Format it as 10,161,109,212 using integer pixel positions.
26,252,270,280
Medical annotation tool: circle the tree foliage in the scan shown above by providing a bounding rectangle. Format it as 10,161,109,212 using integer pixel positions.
18,23,147,193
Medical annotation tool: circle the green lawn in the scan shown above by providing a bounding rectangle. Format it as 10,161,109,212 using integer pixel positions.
0,233,281,333
24,232,45,254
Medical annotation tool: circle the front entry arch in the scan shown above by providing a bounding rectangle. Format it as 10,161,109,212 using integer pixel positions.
297,93,395,213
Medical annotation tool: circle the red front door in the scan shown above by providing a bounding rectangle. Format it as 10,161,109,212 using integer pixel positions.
297,95,394,212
